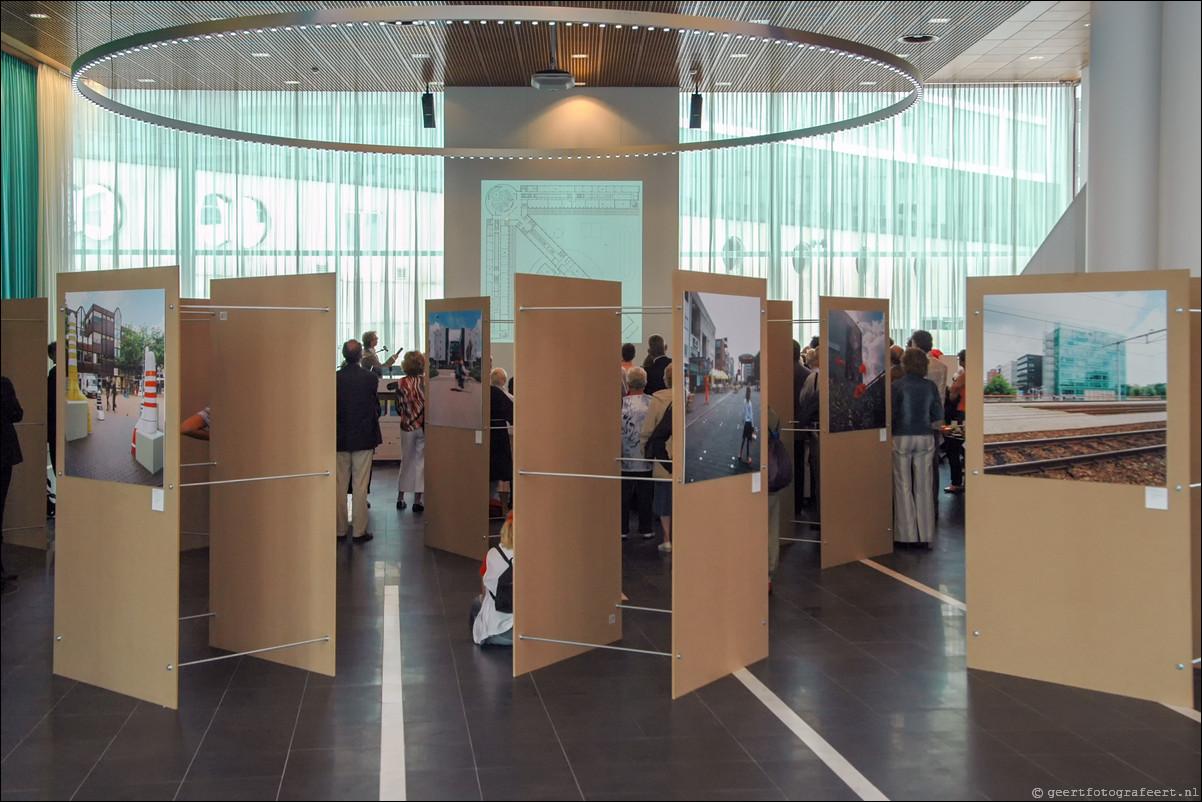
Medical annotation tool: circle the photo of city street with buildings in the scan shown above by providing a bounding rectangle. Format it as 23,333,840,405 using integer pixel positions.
682,291,761,484
426,310,483,429
62,288,167,487
981,290,1167,485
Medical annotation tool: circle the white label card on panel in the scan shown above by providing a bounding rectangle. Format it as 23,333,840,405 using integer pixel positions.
751,473,762,493
1144,486,1168,510
151,488,165,512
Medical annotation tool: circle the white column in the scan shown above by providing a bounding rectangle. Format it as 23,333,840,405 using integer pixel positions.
1158,1,1201,276
1085,1,1163,272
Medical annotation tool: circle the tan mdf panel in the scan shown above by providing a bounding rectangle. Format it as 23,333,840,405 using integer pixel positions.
1188,278,1199,681
672,271,768,700
179,300,210,551
766,299,796,555
817,296,893,569
54,267,180,709
208,275,336,676
512,274,623,677
1,298,49,550
966,270,1193,706
424,296,491,560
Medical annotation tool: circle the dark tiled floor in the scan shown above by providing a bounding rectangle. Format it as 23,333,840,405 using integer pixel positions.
2,464,1199,800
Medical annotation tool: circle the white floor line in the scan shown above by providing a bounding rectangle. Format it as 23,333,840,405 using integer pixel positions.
379,584,406,801
734,668,889,802
859,559,967,612
1162,703,1201,723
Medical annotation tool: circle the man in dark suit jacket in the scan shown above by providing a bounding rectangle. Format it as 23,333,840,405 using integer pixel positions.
643,334,672,395
336,340,381,543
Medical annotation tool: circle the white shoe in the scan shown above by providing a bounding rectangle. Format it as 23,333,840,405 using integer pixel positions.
657,541,672,553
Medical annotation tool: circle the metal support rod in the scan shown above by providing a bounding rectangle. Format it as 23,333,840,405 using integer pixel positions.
1190,483,1202,489
180,471,328,488
616,604,672,614
181,461,217,468
614,456,670,463
766,319,821,324
1190,309,1201,313
780,428,820,433
2,524,45,533
179,612,216,621
519,470,671,483
518,634,671,657
179,304,330,312
789,520,821,527
177,636,329,667
13,422,44,426
781,536,822,543
519,305,672,312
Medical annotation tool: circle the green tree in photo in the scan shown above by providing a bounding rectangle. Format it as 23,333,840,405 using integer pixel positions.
119,325,166,383
983,374,1017,397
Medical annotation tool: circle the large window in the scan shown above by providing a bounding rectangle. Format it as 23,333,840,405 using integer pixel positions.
68,84,1075,355
679,85,1076,352
71,90,444,351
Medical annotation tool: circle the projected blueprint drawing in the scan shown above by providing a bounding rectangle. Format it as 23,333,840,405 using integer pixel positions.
481,180,643,343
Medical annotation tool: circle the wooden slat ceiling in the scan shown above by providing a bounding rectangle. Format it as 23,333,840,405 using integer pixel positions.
3,1,1062,94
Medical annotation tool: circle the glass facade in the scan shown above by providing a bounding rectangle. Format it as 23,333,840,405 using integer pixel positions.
1042,326,1127,398
65,85,1075,352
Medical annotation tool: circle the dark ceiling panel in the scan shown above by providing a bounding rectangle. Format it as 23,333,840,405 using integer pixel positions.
3,1,1032,93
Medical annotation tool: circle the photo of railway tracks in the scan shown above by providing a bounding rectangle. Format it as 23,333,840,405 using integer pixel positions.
981,290,1167,486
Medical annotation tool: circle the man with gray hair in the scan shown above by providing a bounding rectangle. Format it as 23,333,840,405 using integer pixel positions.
620,367,654,539
336,339,381,543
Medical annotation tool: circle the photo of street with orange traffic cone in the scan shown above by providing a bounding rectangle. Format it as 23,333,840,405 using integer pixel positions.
63,288,167,487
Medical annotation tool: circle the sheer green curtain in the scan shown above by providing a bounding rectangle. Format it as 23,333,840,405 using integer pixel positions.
71,88,444,349
1,52,39,299
679,84,1076,352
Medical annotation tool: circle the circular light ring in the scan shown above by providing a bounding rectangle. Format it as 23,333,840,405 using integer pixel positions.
72,4,923,159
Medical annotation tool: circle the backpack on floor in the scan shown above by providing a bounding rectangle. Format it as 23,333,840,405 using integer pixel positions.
767,422,793,493
489,547,514,614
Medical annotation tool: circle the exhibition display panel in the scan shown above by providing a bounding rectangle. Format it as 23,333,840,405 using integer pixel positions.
1,298,50,551
671,272,769,698
512,274,624,677
424,296,491,560
179,298,211,551
817,296,894,569
53,266,182,708
965,270,1197,707
207,274,337,676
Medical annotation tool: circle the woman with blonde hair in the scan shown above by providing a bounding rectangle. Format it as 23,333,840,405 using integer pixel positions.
472,513,515,646
394,351,427,512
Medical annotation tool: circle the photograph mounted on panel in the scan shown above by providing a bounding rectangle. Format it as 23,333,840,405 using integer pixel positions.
981,290,1167,486
427,309,484,430
481,180,643,344
682,292,761,484
63,288,167,486
827,309,888,434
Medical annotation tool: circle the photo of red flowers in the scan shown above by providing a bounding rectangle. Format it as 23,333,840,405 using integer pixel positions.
827,309,887,434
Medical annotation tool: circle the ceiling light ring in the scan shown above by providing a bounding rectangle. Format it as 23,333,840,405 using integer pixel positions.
70,4,921,159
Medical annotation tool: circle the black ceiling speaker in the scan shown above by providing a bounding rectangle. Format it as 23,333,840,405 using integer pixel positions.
421,91,435,129
689,92,703,129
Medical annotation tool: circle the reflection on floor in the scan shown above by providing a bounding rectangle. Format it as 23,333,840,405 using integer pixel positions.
1,464,1198,800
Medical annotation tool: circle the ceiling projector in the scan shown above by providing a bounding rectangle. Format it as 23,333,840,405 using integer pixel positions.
531,69,575,90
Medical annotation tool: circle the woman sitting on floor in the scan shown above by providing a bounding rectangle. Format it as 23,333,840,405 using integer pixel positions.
471,513,515,647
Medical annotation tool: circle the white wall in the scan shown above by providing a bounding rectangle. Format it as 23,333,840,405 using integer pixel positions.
443,87,680,374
